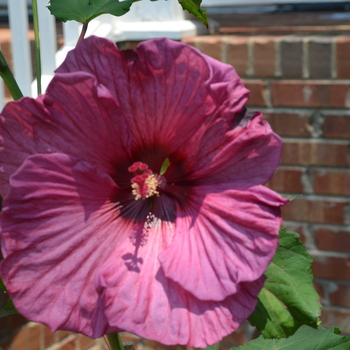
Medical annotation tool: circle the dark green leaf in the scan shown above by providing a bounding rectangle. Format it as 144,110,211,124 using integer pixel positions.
178,0,208,26
234,326,350,350
0,298,19,318
48,0,137,23
0,277,6,292
249,227,321,338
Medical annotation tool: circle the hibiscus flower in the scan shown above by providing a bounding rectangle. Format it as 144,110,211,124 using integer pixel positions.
0,36,287,348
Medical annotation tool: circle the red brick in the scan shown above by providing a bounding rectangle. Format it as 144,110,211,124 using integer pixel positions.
264,112,310,137
0,317,6,340
313,281,324,304
281,141,350,167
336,36,350,79
323,115,350,139
142,338,186,350
10,327,27,350
320,307,350,334
0,41,13,99
7,314,27,332
226,36,249,77
56,330,71,341
282,198,347,224
314,169,350,196
42,326,55,349
220,322,253,348
244,80,269,107
195,36,222,62
0,338,12,350
57,338,76,350
266,167,304,193
120,332,140,343
283,223,306,243
308,37,333,79
78,334,96,350
314,228,350,254
329,283,350,308
271,81,350,108
280,36,303,79
181,37,196,48
253,36,277,78
313,256,350,281
27,324,41,350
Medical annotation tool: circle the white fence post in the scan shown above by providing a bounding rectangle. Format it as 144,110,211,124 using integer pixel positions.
55,21,81,68
38,0,57,75
8,0,32,97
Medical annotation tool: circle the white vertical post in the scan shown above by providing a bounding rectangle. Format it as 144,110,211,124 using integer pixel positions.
8,0,32,97
55,21,81,68
37,0,56,77
63,21,81,47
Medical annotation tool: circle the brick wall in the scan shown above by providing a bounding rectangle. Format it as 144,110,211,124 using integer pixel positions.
1,32,350,349
183,34,350,335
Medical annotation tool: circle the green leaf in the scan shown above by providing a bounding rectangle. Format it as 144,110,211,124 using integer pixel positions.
249,226,321,338
48,0,137,23
234,326,350,350
160,158,170,176
281,194,299,201
178,0,208,26
204,344,220,350
188,343,219,350
0,298,19,318
0,277,6,292
0,278,19,318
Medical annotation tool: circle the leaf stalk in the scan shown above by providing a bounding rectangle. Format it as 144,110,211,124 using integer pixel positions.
32,0,42,95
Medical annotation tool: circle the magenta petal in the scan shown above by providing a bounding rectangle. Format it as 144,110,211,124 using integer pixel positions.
158,184,287,302
56,37,249,151
0,36,288,346
186,112,283,186
0,73,130,196
96,221,265,348
0,153,132,337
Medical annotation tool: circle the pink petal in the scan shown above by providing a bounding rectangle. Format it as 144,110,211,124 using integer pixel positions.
56,38,278,186
158,183,287,302
183,111,283,186
56,37,249,152
0,153,133,337
0,73,130,197
96,219,265,348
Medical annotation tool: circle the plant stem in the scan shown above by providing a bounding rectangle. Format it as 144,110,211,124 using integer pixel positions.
32,0,42,95
0,51,23,100
76,22,88,46
106,333,125,350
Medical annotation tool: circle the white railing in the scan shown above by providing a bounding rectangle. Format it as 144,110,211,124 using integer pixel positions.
1,0,206,109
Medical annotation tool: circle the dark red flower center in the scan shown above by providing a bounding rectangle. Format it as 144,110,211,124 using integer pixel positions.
128,161,163,200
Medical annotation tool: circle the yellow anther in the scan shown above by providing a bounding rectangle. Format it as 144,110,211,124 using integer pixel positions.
132,174,161,200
